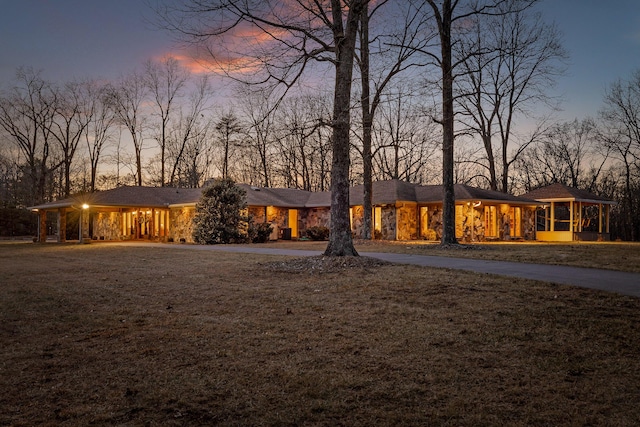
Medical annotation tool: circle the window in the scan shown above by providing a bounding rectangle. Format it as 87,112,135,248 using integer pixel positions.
484,206,497,237
509,207,522,237
374,206,382,234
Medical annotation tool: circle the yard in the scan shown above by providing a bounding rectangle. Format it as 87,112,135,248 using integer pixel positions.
1,241,639,426
263,239,640,273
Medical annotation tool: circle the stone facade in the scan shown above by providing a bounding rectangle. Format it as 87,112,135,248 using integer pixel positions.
94,211,122,241
396,203,418,240
169,207,195,243
350,206,365,238
86,200,537,244
248,206,266,223
266,207,288,228
522,207,536,240
415,204,537,242
456,204,485,242
380,206,396,240
426,206,443,240
299,208,331,233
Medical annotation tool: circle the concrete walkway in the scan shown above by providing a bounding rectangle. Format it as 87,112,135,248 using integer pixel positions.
112,242,640,298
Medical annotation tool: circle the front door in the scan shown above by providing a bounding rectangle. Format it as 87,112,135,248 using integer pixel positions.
288,209,298,238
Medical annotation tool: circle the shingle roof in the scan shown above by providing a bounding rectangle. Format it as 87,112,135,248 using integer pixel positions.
240,184,313,208
413,183,540,205
29,186,202,211
454,184,540,204
30,180,545,212
349,180,421,205
522,183,615,204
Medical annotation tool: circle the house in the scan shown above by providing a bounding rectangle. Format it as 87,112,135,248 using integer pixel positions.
29,180,546,243
522,183,616,241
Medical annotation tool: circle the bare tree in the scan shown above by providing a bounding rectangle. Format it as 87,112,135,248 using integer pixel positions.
175,119,213,187
106,71,148,186
167,75,213,186
273,93,330,190
516,118,606,190
416,0,536,244
214,111,243,180
84,81,116,192
0,68,59,205
371,88,440,183
237,86,277,188
155,0,366,256
144,57,189,186
356,0,430,238
49,80,94,196
600,70,640,240
455,2,565,192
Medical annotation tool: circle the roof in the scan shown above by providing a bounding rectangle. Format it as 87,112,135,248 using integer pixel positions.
522,183,615,204
240,184,313,208
349,180,420,205
30,186,202,211
454,184,540,204
30,180,544,212
406,183,540,205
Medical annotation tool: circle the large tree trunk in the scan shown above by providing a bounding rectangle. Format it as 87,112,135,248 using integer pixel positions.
439,0,458,245
360,4,373,240
324,0,362,257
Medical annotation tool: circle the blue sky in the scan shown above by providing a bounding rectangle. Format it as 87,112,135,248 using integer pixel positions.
539,0,640,119
0,0,639,121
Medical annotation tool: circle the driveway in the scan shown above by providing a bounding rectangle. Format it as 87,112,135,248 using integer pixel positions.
111,242,640,298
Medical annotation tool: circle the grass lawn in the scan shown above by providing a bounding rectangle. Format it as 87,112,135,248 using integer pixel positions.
1,242,640,426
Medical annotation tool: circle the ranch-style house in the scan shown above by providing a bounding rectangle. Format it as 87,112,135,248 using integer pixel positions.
29,180,614,243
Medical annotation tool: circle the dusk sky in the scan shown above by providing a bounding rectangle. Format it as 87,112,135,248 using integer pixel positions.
1,0,639,122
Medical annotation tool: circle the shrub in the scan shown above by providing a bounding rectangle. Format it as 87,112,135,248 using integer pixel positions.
423,229,437,241
249,222,273,243
305,225,330,241
192,178,248,244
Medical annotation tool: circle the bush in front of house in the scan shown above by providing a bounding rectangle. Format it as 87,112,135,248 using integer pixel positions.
192,178,248,244
249,222,273,243
423,229,437,241
305,226,330,241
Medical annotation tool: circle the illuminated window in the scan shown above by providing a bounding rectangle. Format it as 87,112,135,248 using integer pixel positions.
509,207,522,237
484,206,497,237
374,207,382,233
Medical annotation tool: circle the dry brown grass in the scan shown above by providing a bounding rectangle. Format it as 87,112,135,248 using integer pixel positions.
257,240,640,273
2,242,640,426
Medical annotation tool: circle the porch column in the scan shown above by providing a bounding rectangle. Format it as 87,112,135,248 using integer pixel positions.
577,202,582,232
543,206,548,231
569,201,574,234
150,208,155,240
58,208,66,242
135,211,140,239
598,203,603,234
39,210,47,243
606,205,610,234
166,210,171,239
550,202,555,232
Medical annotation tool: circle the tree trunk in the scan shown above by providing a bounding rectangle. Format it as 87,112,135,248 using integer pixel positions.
360,4,373,240
439,0,458,245
323,0,362,257
482,134,498,190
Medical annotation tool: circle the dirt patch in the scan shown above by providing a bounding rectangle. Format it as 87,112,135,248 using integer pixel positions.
262,255,391,273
